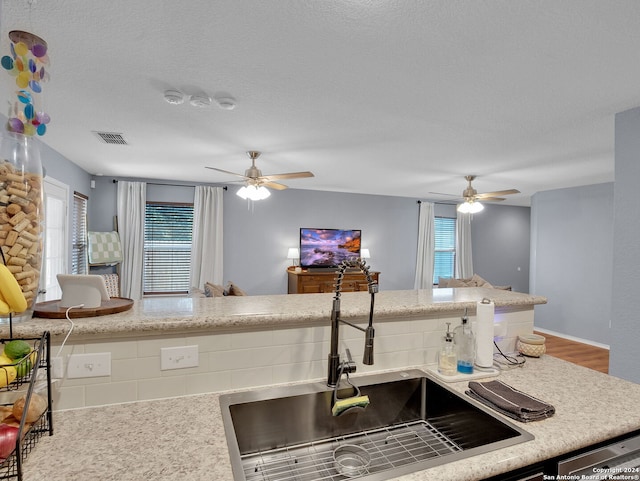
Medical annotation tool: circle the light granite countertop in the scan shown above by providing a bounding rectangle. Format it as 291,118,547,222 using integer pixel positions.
20,355,640,481
3,288,546,340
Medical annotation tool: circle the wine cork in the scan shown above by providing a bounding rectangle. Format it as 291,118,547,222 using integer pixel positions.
5,230,18,246
7,243,23,257
8,211,26,226
16,237,32,248
12,218,30,233
14,271,33,281
6,205,21,216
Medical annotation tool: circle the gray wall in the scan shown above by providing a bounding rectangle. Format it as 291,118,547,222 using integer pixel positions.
38,139,91,198
87,178,531,295
471,204,531,293
224,189,419,293
530,182,614,345
611,107,640,383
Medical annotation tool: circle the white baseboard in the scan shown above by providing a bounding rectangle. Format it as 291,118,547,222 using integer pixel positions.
533,327,610,350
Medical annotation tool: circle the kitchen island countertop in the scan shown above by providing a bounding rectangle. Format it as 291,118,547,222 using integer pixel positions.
5,287,546,340
21,355,640,481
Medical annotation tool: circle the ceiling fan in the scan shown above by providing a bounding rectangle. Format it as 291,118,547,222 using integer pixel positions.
206,151,314,200
432,175,520,213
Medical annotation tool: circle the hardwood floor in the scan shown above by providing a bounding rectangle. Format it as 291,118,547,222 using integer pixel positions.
534,331,609,374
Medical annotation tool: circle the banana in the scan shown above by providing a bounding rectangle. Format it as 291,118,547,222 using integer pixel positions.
0,297,10,315
0,263,27,313
0,355,17,388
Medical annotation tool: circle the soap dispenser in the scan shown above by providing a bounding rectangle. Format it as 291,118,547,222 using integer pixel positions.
438,322,457,376
454,310,475,374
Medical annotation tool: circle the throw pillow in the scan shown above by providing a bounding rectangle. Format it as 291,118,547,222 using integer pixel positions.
438,277,452,288
226,282,247,296
189,288,206,298
204,282,226,297
447,279,468,288
469,273,493,288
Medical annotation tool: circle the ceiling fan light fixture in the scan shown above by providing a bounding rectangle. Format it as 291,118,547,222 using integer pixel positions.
237,184,271,201
457,201,484,214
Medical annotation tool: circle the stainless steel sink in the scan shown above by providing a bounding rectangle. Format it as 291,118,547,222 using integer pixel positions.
219,369,534,481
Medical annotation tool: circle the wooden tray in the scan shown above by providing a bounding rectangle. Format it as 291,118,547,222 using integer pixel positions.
33,297,134,318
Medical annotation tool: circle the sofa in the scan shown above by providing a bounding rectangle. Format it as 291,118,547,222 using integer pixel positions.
193,281,248,297
438,273,511,291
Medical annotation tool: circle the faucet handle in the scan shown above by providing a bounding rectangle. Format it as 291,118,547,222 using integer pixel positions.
345,348,354,363
342,348,357,374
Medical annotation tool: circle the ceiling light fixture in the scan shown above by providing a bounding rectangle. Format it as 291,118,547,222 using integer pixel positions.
189,93,212,108
457,201,484,214
163,89,184,105
214,96,237,110
237,184,271,201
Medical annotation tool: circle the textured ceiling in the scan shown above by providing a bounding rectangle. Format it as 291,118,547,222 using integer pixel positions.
2,0,640,206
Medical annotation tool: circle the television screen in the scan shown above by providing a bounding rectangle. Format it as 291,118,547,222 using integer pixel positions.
299,228,361,268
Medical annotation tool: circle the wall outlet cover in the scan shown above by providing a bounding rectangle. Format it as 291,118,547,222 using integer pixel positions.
67,352,111,379
161,345,199,370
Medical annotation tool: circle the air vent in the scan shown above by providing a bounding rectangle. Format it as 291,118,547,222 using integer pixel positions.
93,131,129,145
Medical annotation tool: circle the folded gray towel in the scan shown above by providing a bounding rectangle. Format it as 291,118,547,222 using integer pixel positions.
466,380,555,422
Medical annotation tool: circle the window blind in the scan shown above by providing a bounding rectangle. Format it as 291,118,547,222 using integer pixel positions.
143,202,193,294
72,192,88,275
433,216,456,284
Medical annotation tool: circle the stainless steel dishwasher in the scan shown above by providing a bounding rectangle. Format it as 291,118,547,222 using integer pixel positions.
558,432,640,479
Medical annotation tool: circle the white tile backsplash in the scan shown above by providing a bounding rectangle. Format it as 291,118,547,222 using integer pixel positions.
138,375,186,400
50,307,535,410
85,380,138,406
185,371,232,395
231,365,273,389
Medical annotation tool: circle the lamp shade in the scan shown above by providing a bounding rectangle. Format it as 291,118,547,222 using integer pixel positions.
287,247,299,260
360,248,371,259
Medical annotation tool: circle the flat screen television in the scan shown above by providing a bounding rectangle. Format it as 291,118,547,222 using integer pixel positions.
299,228,361,268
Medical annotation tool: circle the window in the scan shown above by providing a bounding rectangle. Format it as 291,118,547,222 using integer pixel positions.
71,192,88,275
433,216,456,284
143,202,193,295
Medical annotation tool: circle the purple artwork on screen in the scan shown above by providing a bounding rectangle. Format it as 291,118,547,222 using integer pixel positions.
299,228,361,268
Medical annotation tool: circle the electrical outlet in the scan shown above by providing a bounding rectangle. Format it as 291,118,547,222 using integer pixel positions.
67,352,111,379
160,345,198,371
494,318,508,339
51,356,64,378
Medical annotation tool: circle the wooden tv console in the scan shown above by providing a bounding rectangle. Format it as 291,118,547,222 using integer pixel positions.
287,267,380,294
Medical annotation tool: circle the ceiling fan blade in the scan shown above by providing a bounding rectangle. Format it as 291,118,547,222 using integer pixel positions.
205,166,248,179
475,189,520,199
428,191,461,198
222,179,246,185
263,181,288,190
261,171,315,181
478,197,506,202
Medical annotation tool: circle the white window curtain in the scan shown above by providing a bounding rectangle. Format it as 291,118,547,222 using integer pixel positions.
414,201,435,289
117,181,146,300
455,211,473,279
190,185,224,290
